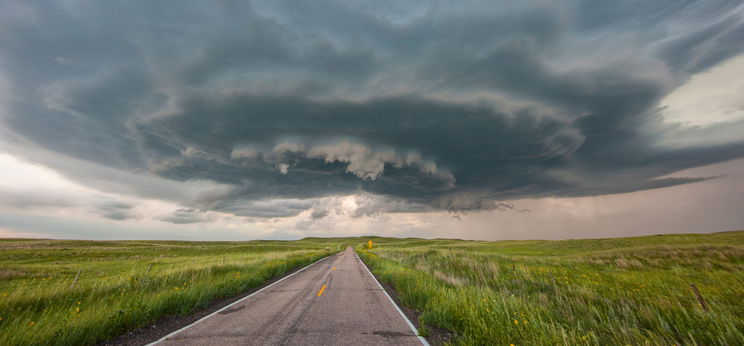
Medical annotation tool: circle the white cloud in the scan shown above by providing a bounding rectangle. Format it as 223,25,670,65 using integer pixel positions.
307,141,397,180
658,54,744,148
661,54,744,126
181,146,214,160
263,140,453,181
230,145,260,159
276,163,290,175
0,152,214,223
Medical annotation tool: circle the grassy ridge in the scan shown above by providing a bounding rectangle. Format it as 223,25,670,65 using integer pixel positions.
0,238,346,345
356,231,744,345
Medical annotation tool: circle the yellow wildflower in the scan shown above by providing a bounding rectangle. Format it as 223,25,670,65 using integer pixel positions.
28,321,36,327
523,320,528,324
513,320,519,325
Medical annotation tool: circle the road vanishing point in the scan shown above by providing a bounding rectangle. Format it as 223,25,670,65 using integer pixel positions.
150,247,428,346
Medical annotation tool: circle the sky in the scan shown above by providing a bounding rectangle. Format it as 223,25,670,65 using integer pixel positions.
0,0,743,241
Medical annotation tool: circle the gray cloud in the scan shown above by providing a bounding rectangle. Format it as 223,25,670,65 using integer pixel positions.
0,191,74,210
93,201,136,221
160,208,209,224
0,188,138,221
1,0,743,219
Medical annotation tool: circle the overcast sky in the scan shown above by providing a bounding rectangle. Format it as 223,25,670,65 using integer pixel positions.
1,0,743,240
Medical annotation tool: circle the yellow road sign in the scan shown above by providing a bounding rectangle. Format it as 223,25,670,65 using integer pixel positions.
367,240,373,249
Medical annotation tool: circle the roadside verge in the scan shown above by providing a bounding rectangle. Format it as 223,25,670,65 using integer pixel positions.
354,250,455,346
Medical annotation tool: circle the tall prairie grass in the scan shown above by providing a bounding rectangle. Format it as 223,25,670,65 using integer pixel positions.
357,231,744,345
0,239,343,345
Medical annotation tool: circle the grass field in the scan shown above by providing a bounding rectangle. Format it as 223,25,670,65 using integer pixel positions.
0,238,347,345
1,232,741,345
356,231,744,345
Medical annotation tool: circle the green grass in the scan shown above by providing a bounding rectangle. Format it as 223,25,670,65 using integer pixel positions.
356,231,744,345
0,238,349,345
2,232,741,345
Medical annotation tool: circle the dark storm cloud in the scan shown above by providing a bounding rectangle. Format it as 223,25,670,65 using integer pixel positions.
1,0,743,218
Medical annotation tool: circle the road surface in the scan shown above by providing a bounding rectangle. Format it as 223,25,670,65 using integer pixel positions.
151,247,426,345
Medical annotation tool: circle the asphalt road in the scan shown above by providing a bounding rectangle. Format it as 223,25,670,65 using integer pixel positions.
151,247,426,346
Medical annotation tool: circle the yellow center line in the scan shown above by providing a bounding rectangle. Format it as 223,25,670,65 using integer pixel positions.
317,284,327,297
332,266,337,270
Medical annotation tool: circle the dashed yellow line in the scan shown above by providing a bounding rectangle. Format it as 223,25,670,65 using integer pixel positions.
317,284,327,297
332,266,337,270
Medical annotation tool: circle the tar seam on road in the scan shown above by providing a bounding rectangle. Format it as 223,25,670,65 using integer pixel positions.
145,254,336,346
356,252,431,346
317,284,327,296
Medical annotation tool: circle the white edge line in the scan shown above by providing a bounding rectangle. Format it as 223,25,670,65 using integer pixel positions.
146,253,336,345
355,251,431,346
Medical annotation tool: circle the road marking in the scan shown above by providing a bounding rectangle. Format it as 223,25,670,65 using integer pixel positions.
146,254,337,345
356,252,430,346
332,266,337,270
317,284,327,296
